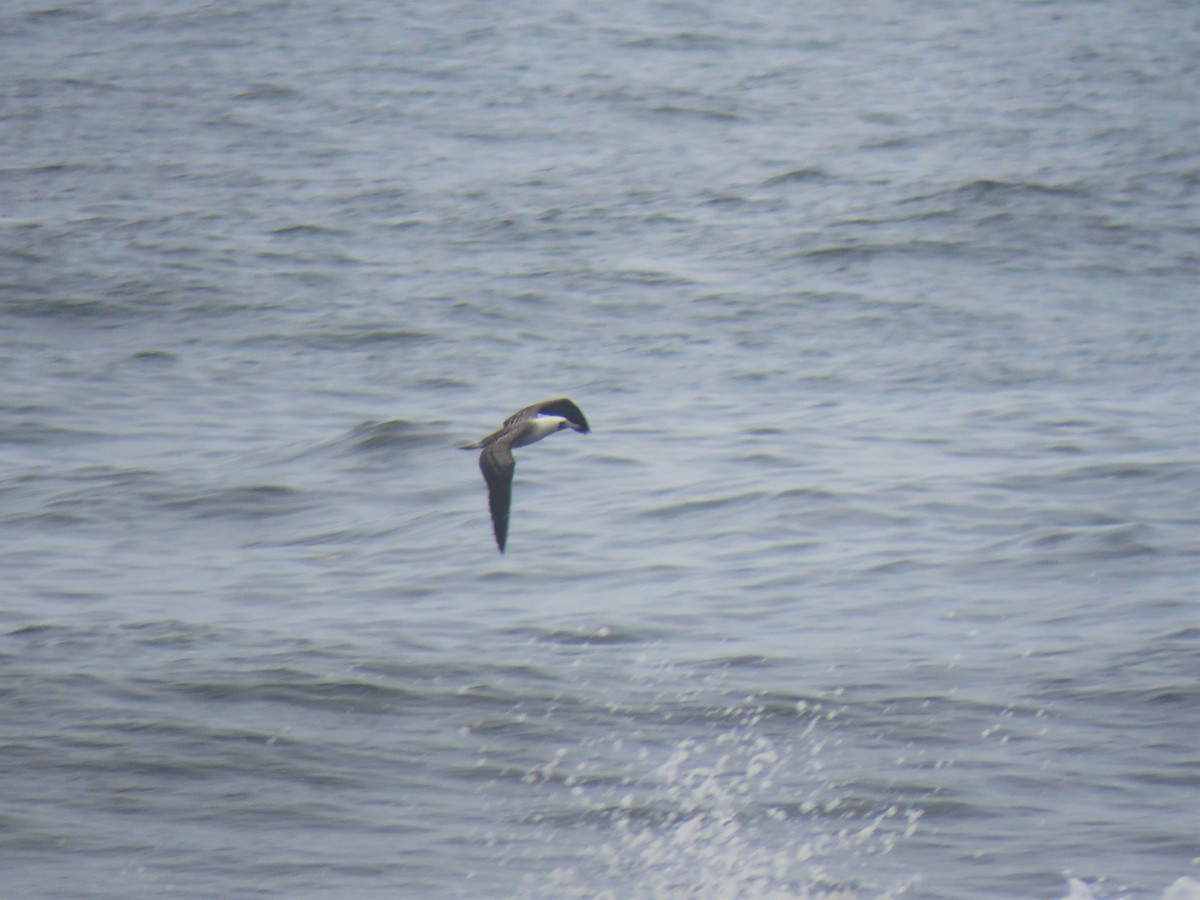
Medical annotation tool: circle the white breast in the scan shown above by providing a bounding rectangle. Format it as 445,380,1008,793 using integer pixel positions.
513,415,566,448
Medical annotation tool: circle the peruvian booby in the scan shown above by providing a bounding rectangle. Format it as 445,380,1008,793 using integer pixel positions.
461,398,590,553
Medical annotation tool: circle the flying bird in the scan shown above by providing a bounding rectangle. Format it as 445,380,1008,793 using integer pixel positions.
461,398,590,553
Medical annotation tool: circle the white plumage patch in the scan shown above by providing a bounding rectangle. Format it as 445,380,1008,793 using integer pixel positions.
513,415,567,448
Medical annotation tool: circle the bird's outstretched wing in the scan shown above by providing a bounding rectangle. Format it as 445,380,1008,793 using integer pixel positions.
479,439,516,553
504,398,590,433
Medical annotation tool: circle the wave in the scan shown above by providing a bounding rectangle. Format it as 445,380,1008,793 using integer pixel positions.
899,178,1089,208
157,483,314,520
0,420,103,446
796,238,970,263
239,328,429,351
642,490,772,520
326,419,449,455
504,623,653,646
763,166,834,187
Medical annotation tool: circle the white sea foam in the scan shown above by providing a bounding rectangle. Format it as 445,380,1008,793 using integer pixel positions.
1057,877,1200,900
537,701,921,898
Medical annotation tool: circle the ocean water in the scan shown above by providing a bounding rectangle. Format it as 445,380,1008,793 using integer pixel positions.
2,0,1199,897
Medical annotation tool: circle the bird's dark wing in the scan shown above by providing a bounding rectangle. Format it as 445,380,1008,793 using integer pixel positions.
501,403,538,429
479,439,516,553
505,397,589,433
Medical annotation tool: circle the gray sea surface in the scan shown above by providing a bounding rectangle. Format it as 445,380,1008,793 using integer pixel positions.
2,1,1199,898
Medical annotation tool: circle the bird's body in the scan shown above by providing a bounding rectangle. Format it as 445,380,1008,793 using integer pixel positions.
461,398,589,553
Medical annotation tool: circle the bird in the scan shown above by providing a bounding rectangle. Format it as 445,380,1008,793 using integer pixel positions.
461,398,590,553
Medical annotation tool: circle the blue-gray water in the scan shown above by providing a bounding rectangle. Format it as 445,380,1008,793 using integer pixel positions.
2,1,1199,897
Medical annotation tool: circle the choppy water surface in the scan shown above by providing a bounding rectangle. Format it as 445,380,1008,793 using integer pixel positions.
2,1,1199,897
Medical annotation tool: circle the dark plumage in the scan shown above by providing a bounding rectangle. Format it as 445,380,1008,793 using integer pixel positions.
461,398,590,552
